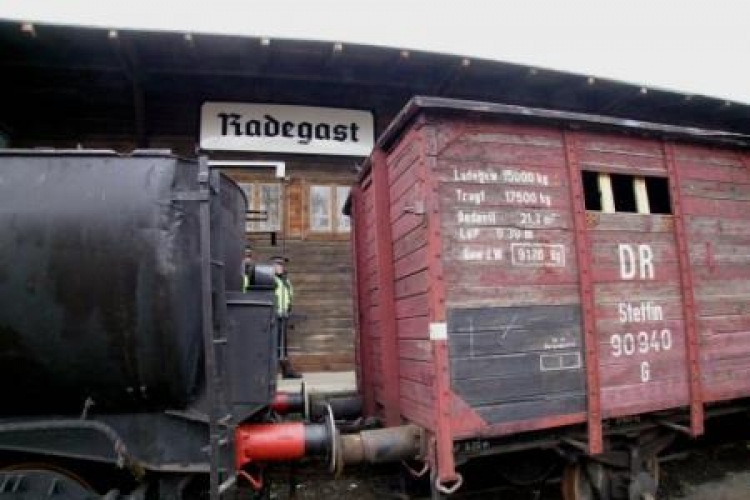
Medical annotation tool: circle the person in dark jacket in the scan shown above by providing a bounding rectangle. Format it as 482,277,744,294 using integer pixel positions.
272,256,301,379
242,257,254,292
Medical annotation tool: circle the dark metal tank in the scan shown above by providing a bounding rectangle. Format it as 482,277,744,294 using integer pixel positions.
0,150,246,414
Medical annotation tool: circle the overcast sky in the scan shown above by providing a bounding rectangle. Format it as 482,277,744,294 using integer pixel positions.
2,0,749,104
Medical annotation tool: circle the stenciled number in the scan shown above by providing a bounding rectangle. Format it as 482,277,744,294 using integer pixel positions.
610,329,672,358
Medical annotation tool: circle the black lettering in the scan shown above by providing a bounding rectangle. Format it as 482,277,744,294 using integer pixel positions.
245,120,261,136
333,124,348,142
264,114,280,136
297,122,313,144
314,123,331,140
350,123,360,142
218,113,242,136
282,121,295,137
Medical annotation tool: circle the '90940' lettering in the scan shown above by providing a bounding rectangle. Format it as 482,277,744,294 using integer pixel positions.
610,330,672,357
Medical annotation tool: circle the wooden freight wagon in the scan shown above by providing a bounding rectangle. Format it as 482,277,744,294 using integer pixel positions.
349,97,750,498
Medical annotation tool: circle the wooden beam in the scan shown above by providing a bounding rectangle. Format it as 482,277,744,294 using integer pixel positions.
598,173,615,213
634,176,650,214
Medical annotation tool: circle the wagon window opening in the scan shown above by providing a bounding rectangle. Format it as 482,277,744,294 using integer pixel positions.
582,171,601,211
582,171,671,215
645,177,672,214
610,174,637,213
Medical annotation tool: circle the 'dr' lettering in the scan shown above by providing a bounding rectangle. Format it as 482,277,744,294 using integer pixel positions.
619,244,655,280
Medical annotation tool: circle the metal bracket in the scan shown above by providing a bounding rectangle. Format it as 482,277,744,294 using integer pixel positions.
403,199,426,215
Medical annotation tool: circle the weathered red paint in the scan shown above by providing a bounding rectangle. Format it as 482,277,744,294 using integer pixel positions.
371,148,401,426
351,185,376,416
422,124,459,484
663,141,705,436
563,130,603,455
350,100,750,482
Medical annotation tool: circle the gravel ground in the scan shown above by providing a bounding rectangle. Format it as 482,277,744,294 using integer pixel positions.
266,439,750,499
659,441,750,499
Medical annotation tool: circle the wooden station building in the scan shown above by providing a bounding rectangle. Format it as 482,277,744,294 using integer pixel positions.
1,20,748,371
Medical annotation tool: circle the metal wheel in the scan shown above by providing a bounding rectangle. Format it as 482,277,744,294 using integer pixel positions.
562,461,610,500
628,457,660,500
1,462,97,497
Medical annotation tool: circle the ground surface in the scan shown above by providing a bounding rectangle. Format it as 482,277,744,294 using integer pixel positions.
266,434,749,499
275,374,748,499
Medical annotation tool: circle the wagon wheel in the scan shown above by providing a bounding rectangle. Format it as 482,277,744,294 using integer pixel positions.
628,457,660,500
1,462,97,497
561,460,610,500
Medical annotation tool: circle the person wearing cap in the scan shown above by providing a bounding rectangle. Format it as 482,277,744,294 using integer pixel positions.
272,256,300,379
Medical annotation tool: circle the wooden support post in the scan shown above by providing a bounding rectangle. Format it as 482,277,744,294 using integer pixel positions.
371,149,401,426
634,177,651,214
598,173,615,213
351,185,376,416
421,125,459,485
663,141,704,437
563,130,603,455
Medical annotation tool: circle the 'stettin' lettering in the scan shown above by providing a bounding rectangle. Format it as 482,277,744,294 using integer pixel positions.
618,301,664,323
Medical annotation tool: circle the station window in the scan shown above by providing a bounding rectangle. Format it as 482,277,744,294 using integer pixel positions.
582,171,671,214
239,182,283,232
309,185,351,233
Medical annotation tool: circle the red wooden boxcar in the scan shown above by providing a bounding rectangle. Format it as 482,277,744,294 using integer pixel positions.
349,97,750,497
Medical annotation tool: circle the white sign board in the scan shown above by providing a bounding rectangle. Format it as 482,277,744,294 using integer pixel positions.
200,102,374,156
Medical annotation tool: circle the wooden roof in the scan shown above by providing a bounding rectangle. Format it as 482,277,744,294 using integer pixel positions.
1,21,748,146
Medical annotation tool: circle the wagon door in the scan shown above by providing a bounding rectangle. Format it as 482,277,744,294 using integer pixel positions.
573,133,692,419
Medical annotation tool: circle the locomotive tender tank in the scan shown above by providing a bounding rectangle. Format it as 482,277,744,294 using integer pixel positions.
0,150,246,413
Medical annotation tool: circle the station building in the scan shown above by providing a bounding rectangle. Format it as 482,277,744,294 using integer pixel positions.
1,21,748,371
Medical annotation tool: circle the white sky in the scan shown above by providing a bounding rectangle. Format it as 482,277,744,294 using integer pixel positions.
2,0,749,105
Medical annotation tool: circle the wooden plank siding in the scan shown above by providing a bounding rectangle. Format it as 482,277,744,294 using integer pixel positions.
434,120,587,425
387,129,435,427
676,145,750,403
224,159,357,372
352,105,750,450
576,132,692,418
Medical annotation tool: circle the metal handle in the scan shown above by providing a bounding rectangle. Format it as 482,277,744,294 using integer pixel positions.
435,473,463,495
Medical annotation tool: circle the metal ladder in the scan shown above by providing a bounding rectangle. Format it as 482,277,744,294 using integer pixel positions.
197,158,236,499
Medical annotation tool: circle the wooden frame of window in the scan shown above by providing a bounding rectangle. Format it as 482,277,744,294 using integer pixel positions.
303,182,351,239
588,172,666,215
237,181,284,233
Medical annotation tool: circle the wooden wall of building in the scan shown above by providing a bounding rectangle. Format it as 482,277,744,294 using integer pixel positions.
223,157,358,372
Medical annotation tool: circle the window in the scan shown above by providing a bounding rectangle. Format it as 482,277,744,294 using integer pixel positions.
336,186,351,232
310,185,332,231
582,171,671,215
239,182,283,232
309,184,351,233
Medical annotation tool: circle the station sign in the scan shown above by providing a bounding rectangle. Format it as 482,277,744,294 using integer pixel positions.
200,102,374,156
